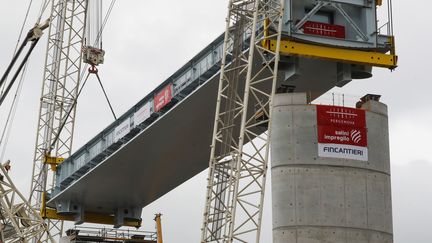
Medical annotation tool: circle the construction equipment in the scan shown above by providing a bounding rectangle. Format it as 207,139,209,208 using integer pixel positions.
58,214,164,243
42,0,396,241
201,0,396,242
0,0,397,242
60,226,158,243
0,161,54,243
201,1,285,242
0,20,49,107
29,0,98,240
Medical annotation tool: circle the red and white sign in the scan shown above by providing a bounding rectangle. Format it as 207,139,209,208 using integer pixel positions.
317,105,366,127
302,21,346,39
154,84,173,112
317,105,368,161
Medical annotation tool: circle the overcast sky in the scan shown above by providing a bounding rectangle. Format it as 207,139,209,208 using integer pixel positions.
0,0,431,242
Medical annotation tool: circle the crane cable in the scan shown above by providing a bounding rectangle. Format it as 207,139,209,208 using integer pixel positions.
29,69,90,202
0,0,34,94
83,0,117,120
0,0,35,160
80,0,116,81
0,68,27,162
31,0,119,198
94,70,117,120
78,0,118,118
36,0,50,25
48,66,118,155
48,70,92,154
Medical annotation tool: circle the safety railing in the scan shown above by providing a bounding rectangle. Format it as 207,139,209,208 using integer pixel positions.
53,33,227,195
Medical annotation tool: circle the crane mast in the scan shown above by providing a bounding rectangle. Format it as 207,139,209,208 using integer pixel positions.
201,0,284,242
30,0,88,240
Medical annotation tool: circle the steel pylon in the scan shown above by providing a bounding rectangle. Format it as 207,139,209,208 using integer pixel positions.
30,0,88,241
201,0,284,242
0,163,54,243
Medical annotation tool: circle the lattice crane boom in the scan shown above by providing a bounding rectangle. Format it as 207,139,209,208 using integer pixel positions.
0,162,54,243
30,0,88,240
201,0,285,242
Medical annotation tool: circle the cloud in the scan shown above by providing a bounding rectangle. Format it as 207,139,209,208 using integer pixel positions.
392,160,432,242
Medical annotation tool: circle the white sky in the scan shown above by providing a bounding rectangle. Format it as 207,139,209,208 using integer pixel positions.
1,0,431,242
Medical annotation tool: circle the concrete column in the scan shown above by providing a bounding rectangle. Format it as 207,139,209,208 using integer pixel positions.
270,93,392,243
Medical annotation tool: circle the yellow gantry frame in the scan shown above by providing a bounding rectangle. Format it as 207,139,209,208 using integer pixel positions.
40,192,141,227
265,39,397,69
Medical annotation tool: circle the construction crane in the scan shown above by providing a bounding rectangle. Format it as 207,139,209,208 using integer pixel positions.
0,161,54,243
0,0,142,240
201,0,396,242
29,0,104,241
0,21,49,107
1,0,397,242
201,1,284,242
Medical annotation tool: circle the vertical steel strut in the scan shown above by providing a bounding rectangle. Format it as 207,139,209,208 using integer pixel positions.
201,0,284,242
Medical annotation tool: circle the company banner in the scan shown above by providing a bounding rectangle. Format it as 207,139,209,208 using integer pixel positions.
134,102,151,126
318,143,368,161
317,105,366,127
318,126,367,147
316,105,368,161
154,84,173,112
114,118,130,142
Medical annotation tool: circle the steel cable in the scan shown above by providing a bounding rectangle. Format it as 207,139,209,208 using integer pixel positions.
0,0,35,158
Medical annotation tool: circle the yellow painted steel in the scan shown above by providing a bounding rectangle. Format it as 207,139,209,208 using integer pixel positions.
266,39,398,69
262,18,271,49
43,154,65,171
154,214,163,243
41,207,141,227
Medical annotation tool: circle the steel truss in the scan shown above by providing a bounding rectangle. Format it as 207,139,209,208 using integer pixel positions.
30,0,88,241
201,0,284,242
0,164,54,243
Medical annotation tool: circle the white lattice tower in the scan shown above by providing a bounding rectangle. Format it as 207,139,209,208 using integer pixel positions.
30,0,88,241
201,0,284,242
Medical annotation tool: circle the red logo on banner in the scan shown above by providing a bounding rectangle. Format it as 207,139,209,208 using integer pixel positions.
317,105,366,128
316,105,368,161
318,126,367,147
317,105,368,147
154,84,173,112
302,21,346,39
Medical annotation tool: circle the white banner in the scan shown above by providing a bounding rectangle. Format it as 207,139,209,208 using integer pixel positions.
134,102,151,126
114,118,130,142
318,143,368,161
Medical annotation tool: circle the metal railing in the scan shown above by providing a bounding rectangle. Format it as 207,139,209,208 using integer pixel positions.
64,225,157,242
53,33,226,196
